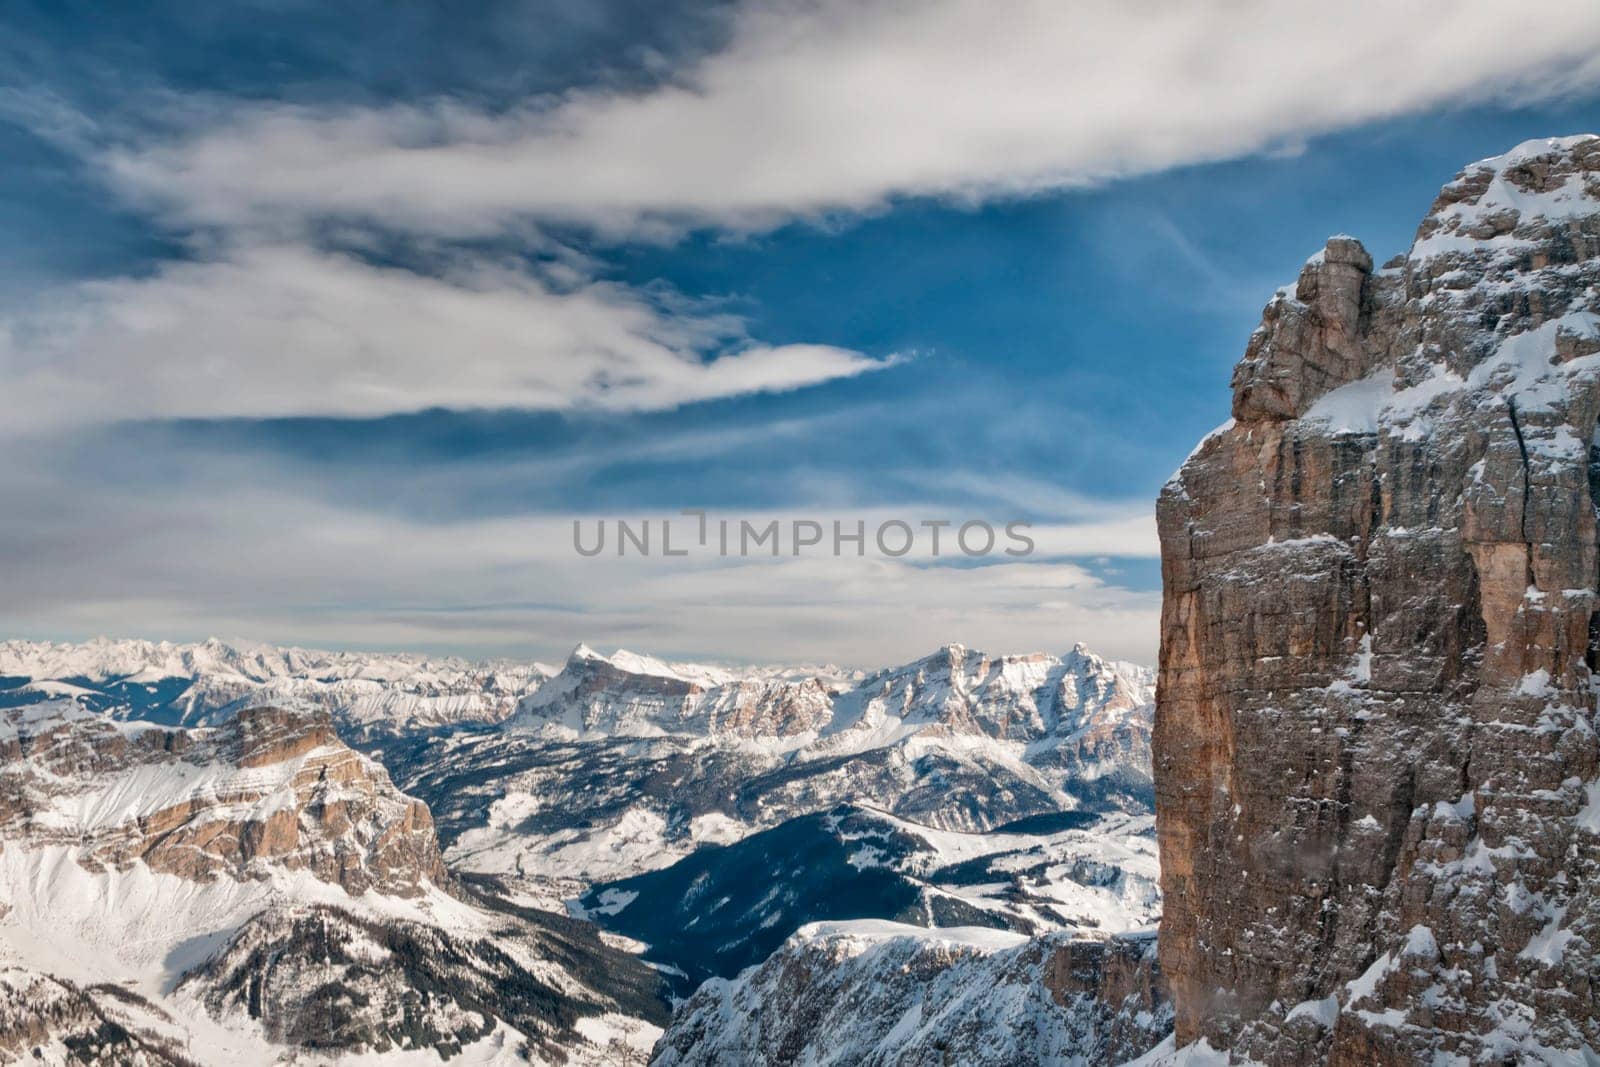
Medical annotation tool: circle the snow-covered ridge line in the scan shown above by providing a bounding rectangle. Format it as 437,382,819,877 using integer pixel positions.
653,919,1172,1066
505,638,1153,744
0,635,559,733
0,635,1154,747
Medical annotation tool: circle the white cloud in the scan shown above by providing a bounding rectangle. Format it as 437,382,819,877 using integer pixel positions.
17,0,1587,658
0,452,1160,664
92,0,1600,238
12,0,1598,425
0,241,890,427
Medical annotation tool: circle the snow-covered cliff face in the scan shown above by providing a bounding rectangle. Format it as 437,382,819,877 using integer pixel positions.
653,922,1170,1067
0,701,667,1064
0,637,553,737
0,701,444,896
504,642,837,738
1158,135,1600,1062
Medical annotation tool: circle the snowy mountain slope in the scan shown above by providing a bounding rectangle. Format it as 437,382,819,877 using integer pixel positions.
388,640,1154,901
0,634,1160,1061
0,637,553,737
575,805,1160,992
652,922,1171,1067
0,965,203,1066
0,701,668,1064
180,898,666,1064
504,642,840,739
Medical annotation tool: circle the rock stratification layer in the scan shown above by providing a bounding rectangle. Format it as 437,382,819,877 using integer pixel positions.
1156,135,1600,1063
0,703,445,895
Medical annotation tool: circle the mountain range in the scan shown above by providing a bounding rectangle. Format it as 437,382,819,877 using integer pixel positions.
0,634,1160,1063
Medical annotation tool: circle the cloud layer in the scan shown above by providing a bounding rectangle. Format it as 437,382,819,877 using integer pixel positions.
7,0,1600,426
0,437,1161,664
95,0,1600,237
1,241,888,427
7,0,1600,662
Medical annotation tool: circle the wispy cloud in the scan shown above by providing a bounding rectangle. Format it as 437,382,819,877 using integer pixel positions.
0,240,894,428
8,0,1599,427
12,0,1590,659
73,0,1600,239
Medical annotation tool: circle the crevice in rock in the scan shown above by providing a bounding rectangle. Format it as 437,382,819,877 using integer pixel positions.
1588,419,1600,675
1507,398,1533,550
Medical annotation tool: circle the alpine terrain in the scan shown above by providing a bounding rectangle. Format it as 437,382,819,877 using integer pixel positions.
0,635,1164,1063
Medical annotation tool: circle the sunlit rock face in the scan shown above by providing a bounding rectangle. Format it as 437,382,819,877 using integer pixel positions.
1157,135,1600,1063
0,702,446,895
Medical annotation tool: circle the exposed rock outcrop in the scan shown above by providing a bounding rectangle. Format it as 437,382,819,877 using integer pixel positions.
651,922,1170,1066
0,702,445,895
1157,134,1600,1062
180,900,667,1062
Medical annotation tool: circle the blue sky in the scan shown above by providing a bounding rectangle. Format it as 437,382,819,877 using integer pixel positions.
3,1,1599,666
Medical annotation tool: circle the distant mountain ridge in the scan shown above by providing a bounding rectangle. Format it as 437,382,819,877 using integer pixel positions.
0,636,555,737
0,635,1152,751
503,639,1152,750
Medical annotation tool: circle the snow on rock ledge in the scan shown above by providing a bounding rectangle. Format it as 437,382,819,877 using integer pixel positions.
652,921,1170,1066
0,702,445,896
1157,134,1600,1062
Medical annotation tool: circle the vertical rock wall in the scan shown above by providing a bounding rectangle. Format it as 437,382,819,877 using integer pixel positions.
1156,136,1600,1063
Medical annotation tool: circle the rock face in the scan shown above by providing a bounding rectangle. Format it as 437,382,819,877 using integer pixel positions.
1157,135,1600,1061
181,900,668,1063
651,922,1170,1067
506,643,835,738
0,702,445,895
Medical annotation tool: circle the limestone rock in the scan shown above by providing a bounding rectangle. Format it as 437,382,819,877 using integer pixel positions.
1157,135,1600,1062
0,703,446,896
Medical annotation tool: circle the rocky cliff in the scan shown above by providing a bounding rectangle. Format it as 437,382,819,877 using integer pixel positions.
0,702,445,895
653,922,1169,1066
1156,135,1600,1062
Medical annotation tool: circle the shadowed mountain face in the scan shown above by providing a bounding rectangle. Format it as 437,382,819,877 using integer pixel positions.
577,805,1159,994
383,641,1155,899
1158,135,1600,1062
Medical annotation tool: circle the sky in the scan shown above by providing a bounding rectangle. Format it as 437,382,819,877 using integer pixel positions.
2,0,1599,667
